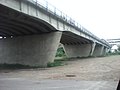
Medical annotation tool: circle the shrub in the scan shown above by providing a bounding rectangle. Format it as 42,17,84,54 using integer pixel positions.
55,47,66,57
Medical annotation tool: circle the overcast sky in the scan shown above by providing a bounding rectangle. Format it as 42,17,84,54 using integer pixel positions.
39,0,120,39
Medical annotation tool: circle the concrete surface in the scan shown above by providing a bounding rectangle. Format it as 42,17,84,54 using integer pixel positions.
64,44,92,57
102,47,107,56
89,42,96,56
92,45,104,56
0,77,118,90
0,32,62,67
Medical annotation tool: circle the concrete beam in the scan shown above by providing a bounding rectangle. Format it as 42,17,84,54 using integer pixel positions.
0,32,62,67
63,44,92,58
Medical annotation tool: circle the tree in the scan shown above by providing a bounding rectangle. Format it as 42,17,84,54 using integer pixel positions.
118,45,120,51
55,47,65,57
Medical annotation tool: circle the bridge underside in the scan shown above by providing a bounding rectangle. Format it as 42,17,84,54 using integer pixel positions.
61,31,94,58
0,3,108,67
0,4,57,37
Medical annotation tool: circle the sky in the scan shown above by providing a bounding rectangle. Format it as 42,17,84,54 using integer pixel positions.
38,0,120,39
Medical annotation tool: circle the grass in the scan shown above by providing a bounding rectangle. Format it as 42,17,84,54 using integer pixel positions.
47,60,65,67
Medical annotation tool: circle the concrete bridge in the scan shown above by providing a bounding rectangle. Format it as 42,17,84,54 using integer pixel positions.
0,0,111,67
107,39,120,46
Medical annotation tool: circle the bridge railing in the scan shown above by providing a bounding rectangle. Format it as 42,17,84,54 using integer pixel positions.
29,0,85,32
28,0,110,47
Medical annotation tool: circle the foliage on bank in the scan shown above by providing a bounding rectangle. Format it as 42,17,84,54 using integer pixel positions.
107,50,120,56
47,60,64,67
55,47,66,57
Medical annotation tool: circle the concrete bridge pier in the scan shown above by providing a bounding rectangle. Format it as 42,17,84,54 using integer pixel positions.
63,43,93,58
101,47,107,56
89,42,96,56
0,32,62,67
92,45,105,57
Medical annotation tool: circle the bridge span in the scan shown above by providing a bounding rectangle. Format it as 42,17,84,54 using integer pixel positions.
107,39,120,46
0,0,111,67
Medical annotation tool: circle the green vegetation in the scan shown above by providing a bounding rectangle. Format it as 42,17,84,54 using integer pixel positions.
47,60,64,67
118,45,120,51
55,47,66,57
106,50,120,56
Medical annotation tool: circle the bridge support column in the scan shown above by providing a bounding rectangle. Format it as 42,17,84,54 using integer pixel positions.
101,47,107,56
63,44,92,58
89,42,96,56
92,45,104,57
0,32,62,67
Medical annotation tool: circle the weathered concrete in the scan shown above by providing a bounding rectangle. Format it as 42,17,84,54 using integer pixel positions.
63,44,92,58
89,42,96,56
102,47,107,56
92,45,104,57
0,32,62,67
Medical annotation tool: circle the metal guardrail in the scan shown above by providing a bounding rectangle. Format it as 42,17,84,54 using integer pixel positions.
27,0,110,47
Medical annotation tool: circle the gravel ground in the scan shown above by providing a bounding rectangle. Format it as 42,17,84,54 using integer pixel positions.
0,55,120,81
